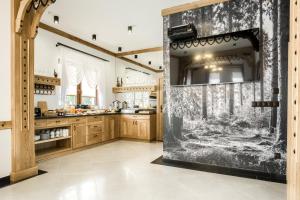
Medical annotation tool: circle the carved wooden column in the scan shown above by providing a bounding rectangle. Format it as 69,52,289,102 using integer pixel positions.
288,0,300,199
11,0,55,182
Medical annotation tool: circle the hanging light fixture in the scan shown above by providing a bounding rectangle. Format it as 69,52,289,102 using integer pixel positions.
54,15,59,24
92,34,97,41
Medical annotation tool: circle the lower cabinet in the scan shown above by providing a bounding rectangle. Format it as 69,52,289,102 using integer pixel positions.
73,123,87,149
120,117,136,138
120,115,156,141
87,123,103,145
103,116,119,142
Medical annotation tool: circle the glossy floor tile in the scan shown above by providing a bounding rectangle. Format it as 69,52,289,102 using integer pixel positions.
0,141,286,200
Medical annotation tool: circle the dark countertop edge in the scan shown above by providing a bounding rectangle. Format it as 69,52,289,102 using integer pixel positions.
35,113,156,120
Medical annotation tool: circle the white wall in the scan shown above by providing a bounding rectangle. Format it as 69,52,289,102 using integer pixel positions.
35,29,158,109
0,0,12,178
35,29,118,109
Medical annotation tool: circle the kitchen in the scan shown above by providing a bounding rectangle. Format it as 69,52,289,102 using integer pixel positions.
33,26,164,161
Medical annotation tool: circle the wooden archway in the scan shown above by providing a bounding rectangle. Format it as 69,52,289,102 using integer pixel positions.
10,2,300,200
11,0,56,183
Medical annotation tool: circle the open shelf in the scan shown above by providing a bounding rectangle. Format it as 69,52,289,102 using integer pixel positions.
35,136,71,145
36,146,72,161
112,85,157,93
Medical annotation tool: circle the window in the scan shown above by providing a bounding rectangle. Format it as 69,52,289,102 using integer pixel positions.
65,85,77,105
209,72,220,84
64,77,98,106
232,71,244,82
81,77,97,106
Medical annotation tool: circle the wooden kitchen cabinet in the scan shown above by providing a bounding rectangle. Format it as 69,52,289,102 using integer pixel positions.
103,116,119,142
136,120,150,140
120,115,156,141
120,117,136,138
87,123,103,145
73,124,87,149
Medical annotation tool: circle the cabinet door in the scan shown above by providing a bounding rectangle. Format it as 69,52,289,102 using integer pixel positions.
120,118,136,138
87,123,103,145
103,117,115,142
73,124,87,149
137,120,150,140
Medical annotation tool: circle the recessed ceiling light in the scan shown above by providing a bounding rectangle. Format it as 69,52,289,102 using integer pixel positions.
92,34,97,41
128,26,133,34
54,16,59,24
118,47,122,52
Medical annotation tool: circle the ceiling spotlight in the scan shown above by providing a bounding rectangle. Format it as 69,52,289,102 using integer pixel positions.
134,55,138,59
194,55,202,61
92,34,97,41
118,47,122,52
204,65,209,69
128,26,133,34
54,16,59,24
148,61,152,65
218,67,223,71
210,65,217,69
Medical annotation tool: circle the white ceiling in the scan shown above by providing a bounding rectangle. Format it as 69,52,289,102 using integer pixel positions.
41,0,192,70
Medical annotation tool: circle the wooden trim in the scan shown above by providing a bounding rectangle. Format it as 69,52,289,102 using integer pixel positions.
116,47,163,57
39,23,161,72
288,0,300,199
15,0,33,33
39,23,115,57
0,121,12,130
161,0,229,16
113,86,157,94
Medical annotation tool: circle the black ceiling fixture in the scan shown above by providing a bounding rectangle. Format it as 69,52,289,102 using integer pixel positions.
148,61,152,65
128,26,133,34
118,47,122,52
54,15,59,24
134,55,138,59
159,66,163,70
92,34,97,41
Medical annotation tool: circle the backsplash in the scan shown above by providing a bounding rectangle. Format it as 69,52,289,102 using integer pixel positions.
163,0,289,178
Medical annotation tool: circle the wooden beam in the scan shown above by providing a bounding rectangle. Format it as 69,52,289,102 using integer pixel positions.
39,23,161,73
0,121,12,130
116,47,163,57
161,0,229,16
39,23,116,57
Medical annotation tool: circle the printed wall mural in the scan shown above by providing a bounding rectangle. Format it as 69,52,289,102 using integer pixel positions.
163,0,289,177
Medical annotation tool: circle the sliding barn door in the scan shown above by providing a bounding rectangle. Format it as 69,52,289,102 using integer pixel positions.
288,0,300,199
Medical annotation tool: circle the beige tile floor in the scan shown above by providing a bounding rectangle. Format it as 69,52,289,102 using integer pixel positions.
0,141,286,200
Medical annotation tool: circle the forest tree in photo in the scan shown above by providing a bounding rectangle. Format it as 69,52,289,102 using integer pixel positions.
163,0,289,176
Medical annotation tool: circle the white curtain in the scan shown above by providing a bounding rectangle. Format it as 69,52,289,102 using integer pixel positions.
58,46,108,107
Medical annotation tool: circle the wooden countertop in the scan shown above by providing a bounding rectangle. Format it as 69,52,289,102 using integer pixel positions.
35,112,156,120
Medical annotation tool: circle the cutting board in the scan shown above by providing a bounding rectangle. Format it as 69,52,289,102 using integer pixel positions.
37,101,48,115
